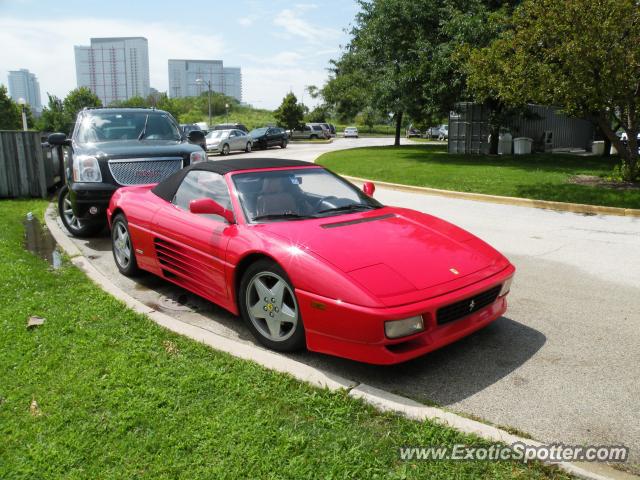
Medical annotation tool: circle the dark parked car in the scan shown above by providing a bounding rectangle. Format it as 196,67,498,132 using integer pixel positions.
48,107,206,237
213,123,249,133
180,123,207,150
249,127,288,149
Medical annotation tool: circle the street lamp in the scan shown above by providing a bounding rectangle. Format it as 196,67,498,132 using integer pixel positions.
195,78,212,127
225,103,229,124
17,97,28,131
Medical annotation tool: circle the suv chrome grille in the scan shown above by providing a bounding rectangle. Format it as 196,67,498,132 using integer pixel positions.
108,157,183,186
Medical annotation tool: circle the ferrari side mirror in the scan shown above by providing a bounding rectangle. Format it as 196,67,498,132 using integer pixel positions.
362,182,375,196
189,198,235,224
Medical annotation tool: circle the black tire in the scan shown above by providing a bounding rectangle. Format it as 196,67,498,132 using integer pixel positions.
239,259,306,352
111,213,141,277
310,134,318,139
58,185,105,237
245,142,252,152
221,144,230,155
280,139,287,149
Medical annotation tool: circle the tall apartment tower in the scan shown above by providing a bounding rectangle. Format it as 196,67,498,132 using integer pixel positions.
7,69,42,112
168,59,242,102
74,37,150,105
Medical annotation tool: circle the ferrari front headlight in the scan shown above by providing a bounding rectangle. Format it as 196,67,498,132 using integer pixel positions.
385,316,424,339
499,277,513,296
72,155,101,182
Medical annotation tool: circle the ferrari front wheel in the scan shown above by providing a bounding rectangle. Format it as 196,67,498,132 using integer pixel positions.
111,213,141,277
239,260,305,352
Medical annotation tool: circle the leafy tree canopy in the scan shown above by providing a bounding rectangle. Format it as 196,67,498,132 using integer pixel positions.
274,92,304,131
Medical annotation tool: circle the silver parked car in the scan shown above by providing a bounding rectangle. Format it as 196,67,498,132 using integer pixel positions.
344,126,359,138
205,129,253,155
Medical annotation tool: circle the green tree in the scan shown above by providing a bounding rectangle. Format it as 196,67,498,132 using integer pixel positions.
274,92,304,131
464,0,640,181
63,87,102,123
110,96,149,108
0,85,21,130
36,94,66,133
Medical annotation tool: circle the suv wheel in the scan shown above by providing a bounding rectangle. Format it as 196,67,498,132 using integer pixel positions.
58,185,104,237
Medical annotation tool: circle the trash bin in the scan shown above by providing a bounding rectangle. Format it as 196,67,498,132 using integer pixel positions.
513,137,533,155
498,132,512,155
592,141,605,155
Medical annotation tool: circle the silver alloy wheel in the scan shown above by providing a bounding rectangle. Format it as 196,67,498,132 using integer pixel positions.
246,142,252,152
222,144,230,155
113,221,132,269
62,190,82,230
246,272,298,342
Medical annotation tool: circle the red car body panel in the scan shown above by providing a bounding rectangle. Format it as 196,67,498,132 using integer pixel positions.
107,165,515,364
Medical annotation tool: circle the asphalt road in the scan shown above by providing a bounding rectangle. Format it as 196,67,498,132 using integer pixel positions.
58,138,640,468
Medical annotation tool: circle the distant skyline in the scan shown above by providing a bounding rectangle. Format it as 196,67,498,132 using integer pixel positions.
0,0,357,109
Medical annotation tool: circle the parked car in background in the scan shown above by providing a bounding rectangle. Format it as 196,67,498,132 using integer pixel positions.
438,124,448,140
288,125,315,139
317,122,336,136
180,123,207,150
249,127,288,149
425,126,440,138
344,127,359,138
206,129,253,155
49,107,206,237
213,123,249,133
308,123,331,139
406,125,421,138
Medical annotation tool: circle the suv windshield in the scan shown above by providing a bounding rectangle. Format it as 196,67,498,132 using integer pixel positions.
232,168,382,222
76,111,182,144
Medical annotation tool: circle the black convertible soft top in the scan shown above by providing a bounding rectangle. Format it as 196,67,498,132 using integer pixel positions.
151,158,317,202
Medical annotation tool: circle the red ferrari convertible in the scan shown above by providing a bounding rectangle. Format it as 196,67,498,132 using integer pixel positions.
107,158,514,365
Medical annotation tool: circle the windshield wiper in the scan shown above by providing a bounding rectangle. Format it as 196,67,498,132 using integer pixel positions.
137,115,149,140
317,204,379,214
252,213,314,221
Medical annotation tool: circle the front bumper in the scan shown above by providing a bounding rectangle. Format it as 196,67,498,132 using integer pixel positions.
298,265,514,365
69,182,119,221
206,144,222,153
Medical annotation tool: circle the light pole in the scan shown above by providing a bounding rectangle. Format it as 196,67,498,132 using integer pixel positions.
225,103,229,124
195,78,212,127
17,97,28,131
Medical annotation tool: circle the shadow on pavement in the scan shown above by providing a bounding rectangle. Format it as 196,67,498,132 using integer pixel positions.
294,316,546,406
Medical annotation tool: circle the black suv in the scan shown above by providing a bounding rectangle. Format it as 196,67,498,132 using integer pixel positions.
248,126,288,149
48,108,206,237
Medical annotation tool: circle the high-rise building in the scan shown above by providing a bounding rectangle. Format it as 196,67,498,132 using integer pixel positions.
168,59,242,102
75,37,150,105
7,69,42,113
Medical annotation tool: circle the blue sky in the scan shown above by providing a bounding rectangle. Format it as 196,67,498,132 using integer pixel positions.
0,0,358,108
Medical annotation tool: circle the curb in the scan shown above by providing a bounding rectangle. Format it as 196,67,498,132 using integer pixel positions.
44,203,636,480
341,175,640,218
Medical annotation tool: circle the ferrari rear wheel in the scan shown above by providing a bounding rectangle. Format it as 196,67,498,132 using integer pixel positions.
111,213,141,277
239,260,305,352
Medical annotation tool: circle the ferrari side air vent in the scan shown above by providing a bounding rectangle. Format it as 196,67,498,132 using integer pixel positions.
153,237,216,293
320,213,395,229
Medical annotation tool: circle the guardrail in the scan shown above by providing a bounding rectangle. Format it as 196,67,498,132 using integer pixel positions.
0,130,63,198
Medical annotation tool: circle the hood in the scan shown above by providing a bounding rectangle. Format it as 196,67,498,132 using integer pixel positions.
258,208,504,299
75,140,201,158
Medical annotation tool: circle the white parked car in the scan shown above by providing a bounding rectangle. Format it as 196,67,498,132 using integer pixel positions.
344,127,359,138
205,129,252,155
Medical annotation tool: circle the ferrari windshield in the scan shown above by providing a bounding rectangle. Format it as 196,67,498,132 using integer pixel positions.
75,111,182,144
232,167,383,222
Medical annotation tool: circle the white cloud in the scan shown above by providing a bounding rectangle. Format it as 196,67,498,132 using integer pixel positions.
242,66,327,109
238,17,255,27
0,17,225,100
273,7,339,44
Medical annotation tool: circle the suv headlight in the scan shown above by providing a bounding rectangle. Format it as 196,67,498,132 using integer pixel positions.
190,151,206,164
72,155,102,182
385,316,424,339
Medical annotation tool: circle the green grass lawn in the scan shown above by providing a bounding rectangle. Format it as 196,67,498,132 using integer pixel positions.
318,144,640,209
0,200,568,479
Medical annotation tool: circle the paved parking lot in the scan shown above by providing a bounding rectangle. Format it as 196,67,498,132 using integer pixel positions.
57,138,640,469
